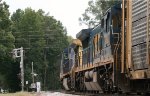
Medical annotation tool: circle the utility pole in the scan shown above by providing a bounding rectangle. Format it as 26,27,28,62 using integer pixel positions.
20,47,24,92
31,62,34,84
12,47,24,91
31,62,37,91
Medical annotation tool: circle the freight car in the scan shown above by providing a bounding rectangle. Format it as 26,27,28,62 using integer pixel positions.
60,0,150,93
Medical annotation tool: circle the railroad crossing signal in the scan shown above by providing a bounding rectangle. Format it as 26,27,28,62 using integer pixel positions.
12,48,22,58
12,47,24,92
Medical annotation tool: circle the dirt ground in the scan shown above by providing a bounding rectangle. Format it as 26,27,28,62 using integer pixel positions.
0,91,79,96
35,91,79,96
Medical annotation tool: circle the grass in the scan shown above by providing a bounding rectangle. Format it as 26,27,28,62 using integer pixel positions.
0,92,35,96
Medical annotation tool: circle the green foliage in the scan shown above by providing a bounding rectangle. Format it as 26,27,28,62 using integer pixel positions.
0,1,15,54
11,8,69,91
0,0,16,91
0,0,69,91
79,0,121,27
67,35,73,44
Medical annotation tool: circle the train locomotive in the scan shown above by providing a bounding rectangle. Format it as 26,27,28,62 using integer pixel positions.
60,0,150,93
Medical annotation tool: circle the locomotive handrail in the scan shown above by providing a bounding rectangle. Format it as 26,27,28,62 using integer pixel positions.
111,25,120,55
63,60,69,65
113,33,120,54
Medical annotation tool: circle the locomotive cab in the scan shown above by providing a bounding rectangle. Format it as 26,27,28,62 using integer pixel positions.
60,39,83,90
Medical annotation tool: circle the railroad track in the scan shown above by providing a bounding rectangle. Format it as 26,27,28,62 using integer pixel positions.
60,90,150,96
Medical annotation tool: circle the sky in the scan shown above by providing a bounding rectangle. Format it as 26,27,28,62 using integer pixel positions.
4,0,90,38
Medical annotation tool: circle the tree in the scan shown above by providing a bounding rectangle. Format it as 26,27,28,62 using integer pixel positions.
41,14,69,90
79,0,121,27
67,35,73,44
0,1,15,55
0,0,17,91
11,8,69,90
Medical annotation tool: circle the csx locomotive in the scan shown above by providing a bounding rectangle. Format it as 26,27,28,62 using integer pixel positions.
60,0,150,93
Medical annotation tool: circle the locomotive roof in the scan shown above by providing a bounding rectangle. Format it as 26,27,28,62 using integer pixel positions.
102,2,121,18
89,3,121,38
70,39,82,48
76,3,121,41
76,28,92,41
90,24,101,37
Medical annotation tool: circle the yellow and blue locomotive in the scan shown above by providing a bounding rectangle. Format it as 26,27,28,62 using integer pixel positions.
60,0,150,93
